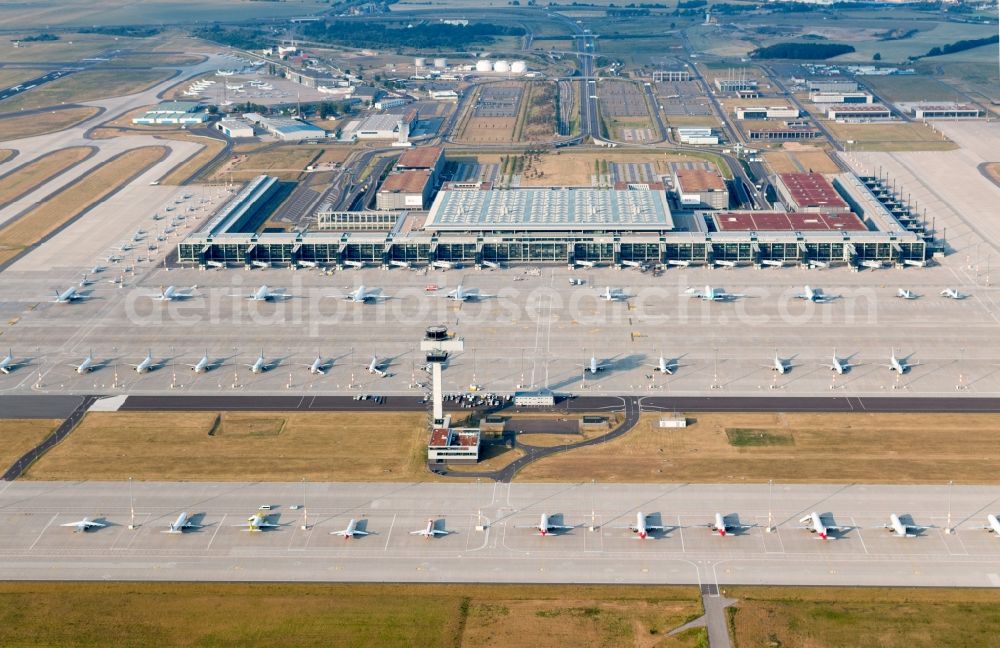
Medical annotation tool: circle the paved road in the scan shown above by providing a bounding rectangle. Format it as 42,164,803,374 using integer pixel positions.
1,395,95,480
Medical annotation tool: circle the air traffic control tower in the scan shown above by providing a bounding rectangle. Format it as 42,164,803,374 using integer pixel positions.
420,325,463,427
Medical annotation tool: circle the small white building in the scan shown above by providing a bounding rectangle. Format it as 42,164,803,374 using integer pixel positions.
216,119,254,138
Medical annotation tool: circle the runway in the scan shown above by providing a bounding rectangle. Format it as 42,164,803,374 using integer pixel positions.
3,481,1000,587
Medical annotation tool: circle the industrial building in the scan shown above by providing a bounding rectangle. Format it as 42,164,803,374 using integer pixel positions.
896,101,983,119
810,91,873,104
216,119,254,138
653,70,691,82
773,173,850,214
676,127,719,145
395,146,445,184
316,209,404,232
673,167,729,210
714,78,757,92
826,104,892,120
735,105,799,120
747,126,821,140
374,97,411,111
132,101,209,125
242,113,328,141
376,169,433,210
807,78,858,93
340,113,411,145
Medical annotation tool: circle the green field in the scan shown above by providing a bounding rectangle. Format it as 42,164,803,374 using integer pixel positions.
0,582,703,648
863,75,963,102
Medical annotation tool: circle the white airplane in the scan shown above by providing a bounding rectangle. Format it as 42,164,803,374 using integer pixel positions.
366,354,388,377
581,353,611,375
131,350,156,374
247,350,269,374
330,518,369,539
975,514,1000,536
188,351,211,374
707,513,753,537
616,512,666,540
940,288,966,300
600,286,629,302
236,285,285,301
61,517,107,533
650,352,675,375
517,513,575,536
685,286,743,302
78,274,94,287
795,285,834,303
440,284,492,301
89,265,105,274
151,285,197,301
163,512,201,534
237,512,280,532
821,349,850,375
798,512,848,540
881,513,931,538
336,285,385,303
0,349,20,374
884,348,916,374
896,288,919,300
106,254,123,263
52,287,88,303
766,351,790,375
304,353,327,375
71,352,95,374
410,519,451,539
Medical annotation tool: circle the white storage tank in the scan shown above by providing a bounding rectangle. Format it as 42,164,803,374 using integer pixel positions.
493,60,510,73
511,60,527,75
433,57,447,68
414,57,426,68
475,59,493,73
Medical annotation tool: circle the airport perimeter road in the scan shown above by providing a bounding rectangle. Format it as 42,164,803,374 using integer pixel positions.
3,481,1000,587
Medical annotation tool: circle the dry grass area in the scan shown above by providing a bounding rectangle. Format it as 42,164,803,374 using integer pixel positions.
0,419,60,471
155,133,226,185
519,151,722,187
824,120,958,152
984,162,1000,184
0,68,169,112
0,146,164,265
517,412,1000,483
210,144,324,182
0,149,14,164
0,68,45,89
454,83,522,144
664,114,721,128
728,587,1000,648
25,410,437,482
0,106,99,142
518,81,558,142
0,146,92,208
0,582,701,648
763,148,840,175
447,445,524,473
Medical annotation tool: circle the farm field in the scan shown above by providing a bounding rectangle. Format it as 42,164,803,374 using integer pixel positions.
516,412,1000,483
0,106,99,142
0,146,165,265
728,587,1000,648
0,146,93,208
0,582,703,648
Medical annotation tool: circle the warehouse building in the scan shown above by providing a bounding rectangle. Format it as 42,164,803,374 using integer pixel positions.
807,78,858,93
132,101,209,125
395,146,445,184
773,173,850,214
376,169,433,210
826,104,892,120
715,78,757,92
653,70,691,82
216,119,254,138
735,105,799,120
676,127,719,145
810,91,873,104
673,167,729,210
896,101,982,119
242,114,328,141
340,113,411,144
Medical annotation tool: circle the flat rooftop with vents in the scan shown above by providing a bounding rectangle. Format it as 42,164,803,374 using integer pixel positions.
713,211,867,232
774,173,850,214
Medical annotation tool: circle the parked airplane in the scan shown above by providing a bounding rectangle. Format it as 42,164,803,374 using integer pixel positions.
78,274,94,287
89,265,105,274
649,352,675,375
581,353,611,375
52,287,88,303
410,519,451,539
795,285,835,303
798,512,848,540
247,350,269,374
766,351,790,375
440,284,492,301
304,353,327,375
330,518,369,539
975,514,1000,536
940,288,966,300
896,288,919,300
881,513,931,538
131,350,156,374
600,286,629,301
617,512,666,539
821,349,850,375
188,351,211,374
366,354,389,377
163,512,201,534
234,285,285,301
336,285,385,303
685,286,743,302
707,513,753,536
71,352,95,374
151,285,197,301
237,512,279,532
61,518,106,533
0,349,20,374
884,348,916,374
517,513,574,536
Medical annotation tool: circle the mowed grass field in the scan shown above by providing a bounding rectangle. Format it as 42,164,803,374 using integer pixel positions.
516,412,1000,483
0,68,170,112
0,419,60,472
0,146,93,208
0,145,165,265
0,106,99,142
727,587,1000,648
210,143,325,183
24,411,435,482
824,120,957,152
0,582,703,648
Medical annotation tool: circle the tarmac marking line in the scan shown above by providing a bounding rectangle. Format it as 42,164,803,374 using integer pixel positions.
29,513,58,551
206,513,226,550
383,513,397,551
